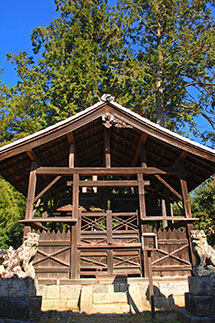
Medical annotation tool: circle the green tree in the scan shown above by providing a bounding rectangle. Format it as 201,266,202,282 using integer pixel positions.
114,0,215,143
1,0,128,142
191,176,215,245
0,177,25,248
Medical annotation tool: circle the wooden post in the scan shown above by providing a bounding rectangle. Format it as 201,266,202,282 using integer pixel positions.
104,127,111,168
24,161,38,237
70,173,80,279
107,210,113,277
147,250,155,319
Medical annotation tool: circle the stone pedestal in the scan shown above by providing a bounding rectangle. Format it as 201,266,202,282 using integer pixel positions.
0,277,42,322
180,276,215,323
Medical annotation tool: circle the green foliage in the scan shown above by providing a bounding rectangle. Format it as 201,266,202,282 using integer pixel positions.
115,0,215,141
0,177,25,248
1,0,214,145
191,176,215,245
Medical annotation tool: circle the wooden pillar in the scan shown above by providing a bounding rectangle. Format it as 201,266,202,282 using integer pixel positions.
139,143,148,277
162,188,171,228
104,127,111,168
179,163,192,218
67,132,75,168
107,210,113,277
24,161,38,237
70,173,80,279
179,162,194,266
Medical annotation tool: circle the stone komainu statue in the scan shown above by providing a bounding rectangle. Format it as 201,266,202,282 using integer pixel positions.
190,230,215,277
0,232,40,279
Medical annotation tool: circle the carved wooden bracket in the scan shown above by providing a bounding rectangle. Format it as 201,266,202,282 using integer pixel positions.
102,113,133,129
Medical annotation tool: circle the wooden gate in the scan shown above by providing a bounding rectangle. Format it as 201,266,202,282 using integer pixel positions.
79,210,142,278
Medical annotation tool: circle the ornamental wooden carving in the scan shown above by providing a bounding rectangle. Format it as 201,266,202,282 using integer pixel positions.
102,113,133,129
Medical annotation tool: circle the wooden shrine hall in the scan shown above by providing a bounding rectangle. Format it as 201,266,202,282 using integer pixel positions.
0,95,214,283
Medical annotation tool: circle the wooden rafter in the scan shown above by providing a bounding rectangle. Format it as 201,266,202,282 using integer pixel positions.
131,133,148,166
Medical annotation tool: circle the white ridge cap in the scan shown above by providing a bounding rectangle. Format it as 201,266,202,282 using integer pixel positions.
111,100,215,155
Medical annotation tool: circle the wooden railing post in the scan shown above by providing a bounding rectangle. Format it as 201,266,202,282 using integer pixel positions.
70,173,80,279
107,210,113,277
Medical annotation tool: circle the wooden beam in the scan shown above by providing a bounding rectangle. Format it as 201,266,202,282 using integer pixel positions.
34,176,62,203
26,150,38,161
36,166,178,176
155,174,182,200
67,180,150,187
131,133,148,166
172,151,188,168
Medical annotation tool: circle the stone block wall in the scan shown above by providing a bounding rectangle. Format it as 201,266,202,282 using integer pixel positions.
36,278,188,314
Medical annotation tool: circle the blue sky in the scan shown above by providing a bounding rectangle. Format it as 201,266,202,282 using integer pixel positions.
0,0,57,86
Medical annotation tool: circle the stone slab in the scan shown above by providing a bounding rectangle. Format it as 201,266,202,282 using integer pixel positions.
93,292,127,304
185,293,215,316
60,285,81,299
178,308,215,323
0,277,37,297
188,276,215,296
0,296,41,320
46,285,61,299
80,285,92,314
92,304,130,314
128,284,143,313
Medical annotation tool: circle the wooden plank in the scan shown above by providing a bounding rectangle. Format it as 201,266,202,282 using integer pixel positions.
35,268,69,273
152,266,192,271
78,243,141,249
155,175,182,200
34,176,62,202
19,218,77,223
141,217,199,222
36,166,179,176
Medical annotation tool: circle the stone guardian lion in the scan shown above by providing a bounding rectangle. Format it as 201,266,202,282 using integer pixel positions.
0,232,40,279
190,230,215,277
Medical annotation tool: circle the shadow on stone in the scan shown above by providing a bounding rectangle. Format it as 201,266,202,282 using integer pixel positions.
146,285,175,309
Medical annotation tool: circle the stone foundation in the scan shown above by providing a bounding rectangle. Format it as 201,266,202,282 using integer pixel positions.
36,277,188,314
179,276,215,322
0,277,42,322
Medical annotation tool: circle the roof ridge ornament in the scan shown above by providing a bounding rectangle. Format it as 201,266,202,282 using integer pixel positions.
100,94,115,103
